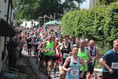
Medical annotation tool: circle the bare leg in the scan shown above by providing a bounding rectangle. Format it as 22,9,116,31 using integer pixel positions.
59,66,66,79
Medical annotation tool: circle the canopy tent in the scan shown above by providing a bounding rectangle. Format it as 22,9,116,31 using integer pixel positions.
0,18,16,37
44,20,61,26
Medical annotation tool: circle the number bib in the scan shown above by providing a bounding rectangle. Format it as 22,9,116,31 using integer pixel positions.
28,42,32,44
70,70,79,76
48,48,53,51
91,57,95,63
111,62,118,69
63,53,69,58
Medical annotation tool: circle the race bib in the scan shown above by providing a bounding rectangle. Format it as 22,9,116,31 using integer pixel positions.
63,53,69,58
48,48,53,51
70,70,79,76
91,57,95,63
28,42,32,44
111,62,118,69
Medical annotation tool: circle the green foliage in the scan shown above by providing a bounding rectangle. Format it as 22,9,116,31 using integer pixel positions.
39,0,63,17
62,0,84,12
61,2,118,67
14,0,41,20
12,0,16,7
97,0,118,5
13,0,85,21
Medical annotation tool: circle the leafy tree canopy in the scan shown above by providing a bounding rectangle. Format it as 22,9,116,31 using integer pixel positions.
98,0,118,5
13,0,85,20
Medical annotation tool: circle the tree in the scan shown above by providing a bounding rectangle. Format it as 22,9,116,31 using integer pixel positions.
62,0,85,12
13,0,63,20
98,0,118,5
13,0,41,20
39,0,63,18
13,0,85,25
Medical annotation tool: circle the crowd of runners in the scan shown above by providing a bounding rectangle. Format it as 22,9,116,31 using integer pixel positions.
18,25,118,79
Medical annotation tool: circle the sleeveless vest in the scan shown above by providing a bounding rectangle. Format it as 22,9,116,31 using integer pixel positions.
78,48,89,71
66,56,80,79
44,41,54,56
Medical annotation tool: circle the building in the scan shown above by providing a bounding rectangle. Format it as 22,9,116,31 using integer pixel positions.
20,20,39,28
0,0,16,77
89,0,97,8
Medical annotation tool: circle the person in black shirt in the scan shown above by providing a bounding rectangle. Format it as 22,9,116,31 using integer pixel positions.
56,35,71,79
7,37,17,68
27,37,33,56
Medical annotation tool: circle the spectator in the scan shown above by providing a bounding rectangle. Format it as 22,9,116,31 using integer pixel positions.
7,37,17,68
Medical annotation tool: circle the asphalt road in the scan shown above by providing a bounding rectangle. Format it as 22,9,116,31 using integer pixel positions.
22,49,60,79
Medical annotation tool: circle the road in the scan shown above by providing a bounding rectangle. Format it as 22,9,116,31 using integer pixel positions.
21,49,60,79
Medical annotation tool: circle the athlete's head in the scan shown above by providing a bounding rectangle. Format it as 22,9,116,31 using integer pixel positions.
59,36,63,43
75,38,80,46
63,35,69,43
55,38,59,44
51,36,55,42
48,36,52,42
85,38,89,46
88,40,95,48
80,39,86,48
72,46,78,55
69,36,73,41
113,39,118,51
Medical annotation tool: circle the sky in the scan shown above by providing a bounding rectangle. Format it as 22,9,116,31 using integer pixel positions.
61,0,90,9
80,0,90,9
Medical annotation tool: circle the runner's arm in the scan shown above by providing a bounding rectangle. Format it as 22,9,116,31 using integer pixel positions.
99,58,113,74
37,44,42,50
55,45,60,55
62,57,71,72
96,47,101,58
31,38,34,44
56,44,62,55
87,50,92,62
56,44,61,49
42,42,48,53
80,57,85,72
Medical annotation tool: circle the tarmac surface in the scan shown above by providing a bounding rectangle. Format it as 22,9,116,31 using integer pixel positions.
17,56,37,79
21,49,60,79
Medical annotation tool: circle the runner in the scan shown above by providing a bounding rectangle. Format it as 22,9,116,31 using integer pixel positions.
43,36,55,79
37,41,45,71
87,40,100,79
33,36,39,64
57,36,63,68
53,38,60,78
57,35,71,79
77,39,91,79
18,36,24,58
99,39,118,79
63,46,85,79
75,38,80,48
27,36,33,56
